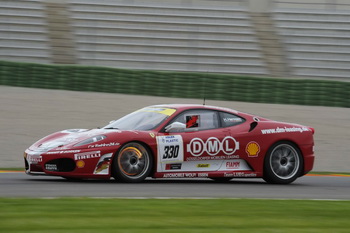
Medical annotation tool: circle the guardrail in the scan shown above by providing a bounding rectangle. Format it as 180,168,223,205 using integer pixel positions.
0,60,348,108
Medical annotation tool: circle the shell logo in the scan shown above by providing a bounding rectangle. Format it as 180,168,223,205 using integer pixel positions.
76,160,85,168
246,141,260,157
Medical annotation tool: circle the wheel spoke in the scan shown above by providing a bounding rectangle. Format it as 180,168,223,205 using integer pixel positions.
117,144,150,180
275,149,283,159
269,144,300,180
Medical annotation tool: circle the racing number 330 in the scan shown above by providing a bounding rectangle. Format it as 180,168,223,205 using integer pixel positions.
163,145,179,159
157,135,184,163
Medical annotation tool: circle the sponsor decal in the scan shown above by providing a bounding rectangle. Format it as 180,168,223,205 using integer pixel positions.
149,133,155,138
261,126,310,135
165,163,182,170
162,173,208,178
226,161,240,169
187,136,239,157
163,173,185,178
94,153,113,175
187,154,239,161
224,172,257,178
87,142,119,148
26,152,42,164
219,159,251,171
223,118,242,123
45,164,58,171
74,151,101,160
139,107,176,116
246,141,260,157
76,160,85,168
162,160,222,172
157,135,184,163
47,150,81,155
27,155,42,164
198,173,209,178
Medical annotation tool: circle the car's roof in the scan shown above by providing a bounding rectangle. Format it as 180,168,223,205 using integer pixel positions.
149,104,239,114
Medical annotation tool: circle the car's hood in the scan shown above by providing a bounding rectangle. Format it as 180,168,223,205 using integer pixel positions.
28,128,119,152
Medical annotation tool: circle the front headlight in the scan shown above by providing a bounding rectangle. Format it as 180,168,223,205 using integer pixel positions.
74,135,106,147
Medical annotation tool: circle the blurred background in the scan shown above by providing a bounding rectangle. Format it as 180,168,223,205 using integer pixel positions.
2,0,350,80
0,0,349,171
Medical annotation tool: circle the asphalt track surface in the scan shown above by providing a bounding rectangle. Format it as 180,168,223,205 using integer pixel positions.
0,172,349,200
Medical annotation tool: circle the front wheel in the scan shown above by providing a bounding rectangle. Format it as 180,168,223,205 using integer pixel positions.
112,142,153,183
263,142,303,184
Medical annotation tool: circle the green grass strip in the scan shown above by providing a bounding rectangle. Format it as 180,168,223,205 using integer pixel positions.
0,198,349,233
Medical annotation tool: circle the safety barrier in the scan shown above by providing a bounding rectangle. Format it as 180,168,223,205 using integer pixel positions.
0,60,348,108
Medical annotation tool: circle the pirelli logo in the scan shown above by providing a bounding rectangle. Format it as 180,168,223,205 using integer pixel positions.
74,151,101,160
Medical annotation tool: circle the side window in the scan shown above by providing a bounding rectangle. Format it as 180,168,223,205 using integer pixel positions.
220,112,245,127
172,110,219,132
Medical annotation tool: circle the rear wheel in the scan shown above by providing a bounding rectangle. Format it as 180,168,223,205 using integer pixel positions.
113,142,152,183
263,142,303,184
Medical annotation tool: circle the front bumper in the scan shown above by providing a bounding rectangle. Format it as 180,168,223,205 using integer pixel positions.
24,149,114,179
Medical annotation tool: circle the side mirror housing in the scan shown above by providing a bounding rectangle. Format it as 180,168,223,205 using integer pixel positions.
165,122,186,132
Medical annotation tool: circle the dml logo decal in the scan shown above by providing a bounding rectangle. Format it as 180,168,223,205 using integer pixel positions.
187,136,239,157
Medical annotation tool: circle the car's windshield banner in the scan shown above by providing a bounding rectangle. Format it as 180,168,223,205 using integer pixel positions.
139,108,176,116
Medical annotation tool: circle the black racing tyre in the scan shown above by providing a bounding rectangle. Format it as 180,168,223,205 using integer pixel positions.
210,177,233,182
112,142,153,183
263,141,303,184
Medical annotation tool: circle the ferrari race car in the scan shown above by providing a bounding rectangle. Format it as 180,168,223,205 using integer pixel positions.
24,104,315,184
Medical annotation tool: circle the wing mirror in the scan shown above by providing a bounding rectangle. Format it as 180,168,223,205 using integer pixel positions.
165,122,186,132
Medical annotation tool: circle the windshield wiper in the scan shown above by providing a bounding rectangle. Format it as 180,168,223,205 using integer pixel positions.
103,127,119,130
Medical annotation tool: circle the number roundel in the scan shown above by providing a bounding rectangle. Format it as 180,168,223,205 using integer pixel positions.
163,145,179,159
157,135,184,163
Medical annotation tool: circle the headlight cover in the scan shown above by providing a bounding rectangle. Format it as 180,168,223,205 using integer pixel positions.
74,135,106,147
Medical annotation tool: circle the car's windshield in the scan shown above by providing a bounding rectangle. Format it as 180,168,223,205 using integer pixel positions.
103,107,176,131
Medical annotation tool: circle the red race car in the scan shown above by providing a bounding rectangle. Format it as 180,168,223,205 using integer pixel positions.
24,104,315,184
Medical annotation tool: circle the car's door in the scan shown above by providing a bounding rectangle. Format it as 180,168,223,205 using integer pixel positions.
156,109,240,173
